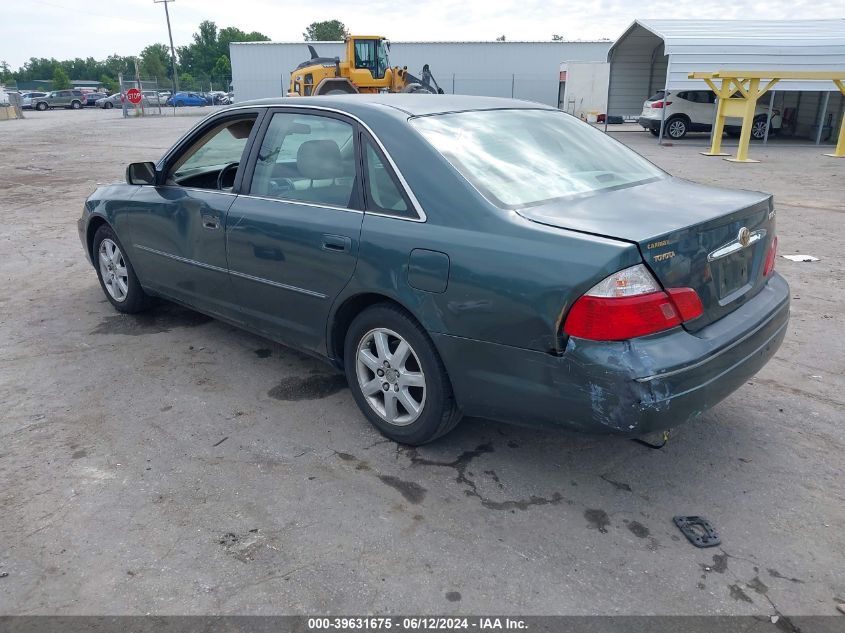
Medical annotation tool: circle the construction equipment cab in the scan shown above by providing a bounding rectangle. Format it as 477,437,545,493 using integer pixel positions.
289,36,443,96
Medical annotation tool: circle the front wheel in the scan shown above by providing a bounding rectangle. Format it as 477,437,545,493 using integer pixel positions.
36,102,47,111
92,225,151,313
71,100,82,109
104,102,114,109
344,304,462,445
175,100,185,107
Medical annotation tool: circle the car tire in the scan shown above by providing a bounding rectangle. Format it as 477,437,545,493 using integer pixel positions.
344,304,462,445
175,101,184,107
751,116,770,140
665,116,689,139
36,102,47,111
649,128,659,136
105,102,114,109
92,224,151,314
71,100,82,109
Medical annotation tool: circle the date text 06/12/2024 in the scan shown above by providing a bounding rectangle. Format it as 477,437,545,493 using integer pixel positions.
307,617,528,630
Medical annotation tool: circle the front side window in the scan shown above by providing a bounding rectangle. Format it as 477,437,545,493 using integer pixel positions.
410,109,665,209
167,116,256,189
250,112,356,208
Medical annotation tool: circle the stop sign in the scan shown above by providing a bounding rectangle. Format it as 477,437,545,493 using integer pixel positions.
127,88,142,104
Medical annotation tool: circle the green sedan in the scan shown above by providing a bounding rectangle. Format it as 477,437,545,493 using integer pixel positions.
78,95,789,445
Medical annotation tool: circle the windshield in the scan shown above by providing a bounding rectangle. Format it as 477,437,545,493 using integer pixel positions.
410,109,664,209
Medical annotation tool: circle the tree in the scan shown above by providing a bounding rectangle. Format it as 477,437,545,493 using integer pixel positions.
303,20,349,41
100,74,118,93
178,21,269,81
52,66,71,90
211,55,231,80
0,61,12,83
495,35,506,42
140,44,170,81
179,72,196,91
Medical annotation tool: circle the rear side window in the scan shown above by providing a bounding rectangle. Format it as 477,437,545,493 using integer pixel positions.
363,139,411,217
647,90,665,101
250,112,357,208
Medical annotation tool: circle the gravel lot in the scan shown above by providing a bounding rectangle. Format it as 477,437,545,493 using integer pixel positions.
1,108,843,616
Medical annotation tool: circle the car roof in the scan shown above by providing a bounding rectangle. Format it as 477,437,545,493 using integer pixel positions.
232,94,557,118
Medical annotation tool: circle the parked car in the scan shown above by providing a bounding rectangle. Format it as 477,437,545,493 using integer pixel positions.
32,89,85,110
78,95,788,445
639,90,783,140
84,92,108,106
142,90,163,107
96,93,124,109
166,91,208,107
20,91,48,109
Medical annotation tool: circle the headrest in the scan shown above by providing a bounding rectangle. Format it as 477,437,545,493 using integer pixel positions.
297,139,342,180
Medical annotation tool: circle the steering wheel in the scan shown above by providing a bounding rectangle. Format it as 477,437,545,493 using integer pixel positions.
217,162,239,190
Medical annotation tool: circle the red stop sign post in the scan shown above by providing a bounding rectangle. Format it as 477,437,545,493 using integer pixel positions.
127,88,142,104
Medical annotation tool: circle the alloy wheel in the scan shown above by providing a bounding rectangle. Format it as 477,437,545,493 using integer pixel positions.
668,120,686,138
752,119,768,140
98,239,129,303
355,328,426,426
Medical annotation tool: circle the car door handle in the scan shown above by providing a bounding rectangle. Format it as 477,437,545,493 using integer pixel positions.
202,214,220,230
322,234,352,253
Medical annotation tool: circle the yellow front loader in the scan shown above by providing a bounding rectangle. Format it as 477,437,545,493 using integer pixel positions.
289,36,444,96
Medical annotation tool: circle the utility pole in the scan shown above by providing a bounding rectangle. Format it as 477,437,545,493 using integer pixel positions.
153,0,179,94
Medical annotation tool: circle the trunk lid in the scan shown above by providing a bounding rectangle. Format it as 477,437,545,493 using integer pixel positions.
517,177,776,330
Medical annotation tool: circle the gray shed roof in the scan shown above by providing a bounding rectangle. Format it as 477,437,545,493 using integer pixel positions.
609,19,845,91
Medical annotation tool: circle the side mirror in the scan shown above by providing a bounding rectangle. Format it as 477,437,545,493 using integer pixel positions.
126,161,157,186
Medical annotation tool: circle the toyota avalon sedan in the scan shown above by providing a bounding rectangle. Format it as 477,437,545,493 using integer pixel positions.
77,95,789,445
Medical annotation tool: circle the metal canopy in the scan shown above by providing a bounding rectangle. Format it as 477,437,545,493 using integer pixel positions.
609,19,845,92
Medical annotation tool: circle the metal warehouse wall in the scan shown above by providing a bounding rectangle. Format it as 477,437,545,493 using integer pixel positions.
230,40,611,105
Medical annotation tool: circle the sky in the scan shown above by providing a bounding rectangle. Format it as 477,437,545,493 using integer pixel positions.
4,0,845,69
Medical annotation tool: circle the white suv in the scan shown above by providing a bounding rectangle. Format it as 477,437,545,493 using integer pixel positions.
638,90,782,140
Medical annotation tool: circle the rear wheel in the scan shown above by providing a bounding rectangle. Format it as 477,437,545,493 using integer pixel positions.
92,225,151,314
344,304,462,445
36,102,47,111
665,117,689,139
71,100,82,109
175,100,185,107
104,102,114,109
325,89,351,95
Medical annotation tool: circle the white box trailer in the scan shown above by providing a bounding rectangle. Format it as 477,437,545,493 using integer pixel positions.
559,61,610,120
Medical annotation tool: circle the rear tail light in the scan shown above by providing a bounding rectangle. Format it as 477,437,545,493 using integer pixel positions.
651,100,672,108
563,264,703,341
763,235,778,277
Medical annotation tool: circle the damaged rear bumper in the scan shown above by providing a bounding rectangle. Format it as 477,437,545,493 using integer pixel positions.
433,274,790,436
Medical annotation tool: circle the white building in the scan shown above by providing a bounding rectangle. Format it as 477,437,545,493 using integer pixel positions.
230,40,612,106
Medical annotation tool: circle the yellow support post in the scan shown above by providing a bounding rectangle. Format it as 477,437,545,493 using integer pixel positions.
700,78,730,156
823,79,845,158
690,70,845,162
726,77,761,163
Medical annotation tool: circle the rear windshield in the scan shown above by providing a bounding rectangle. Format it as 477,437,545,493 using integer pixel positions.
410,109,664,209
